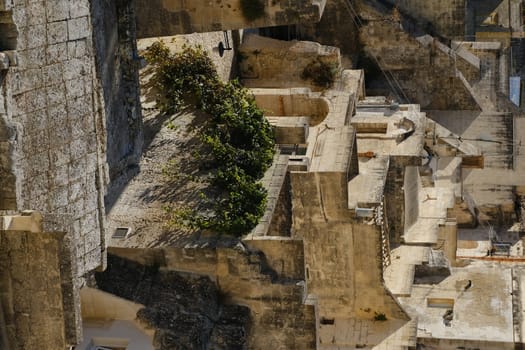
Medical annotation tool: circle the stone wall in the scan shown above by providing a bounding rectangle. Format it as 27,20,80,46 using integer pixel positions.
0,0,108,278
359,16,480,109
296,0,360,66
0,227,77,348
239,34,341,91
90,0,143,210
108,243,317,349
0,230,67,348
417,337,515,350
404,165,420,231
384,156,420,244
290,171,407,321
243,237,305,281
109,246,218,279
0,109,18,210
380,0,466,40
216,247,316,349
134,0,326,38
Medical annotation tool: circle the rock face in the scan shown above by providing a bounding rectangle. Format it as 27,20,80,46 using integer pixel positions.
95,254,250,350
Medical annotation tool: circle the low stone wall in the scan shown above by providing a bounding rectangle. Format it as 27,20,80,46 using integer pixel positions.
0,229,77,348
108,242,317,349
404,166,420,231
239,34,341,90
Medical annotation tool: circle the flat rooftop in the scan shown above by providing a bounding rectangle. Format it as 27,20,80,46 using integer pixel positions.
307,125,355,173
347,155,389,209
398,262,514,343
353,101,425,158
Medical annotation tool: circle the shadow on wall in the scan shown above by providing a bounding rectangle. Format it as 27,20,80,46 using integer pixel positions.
0,116,17,210
90,0,144,212
0,6,17,51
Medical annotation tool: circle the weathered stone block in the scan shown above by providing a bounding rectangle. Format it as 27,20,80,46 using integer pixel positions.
46,42,68,65
67,16,89,41
0,52,9,70
26,1,46,26
45,0,70,22
47,20,68,44
0,0,13,11
67,39,87,59
46,84,66,106
65,78,85,98
43,63,64,85
26,24,46,48
69,0,90,19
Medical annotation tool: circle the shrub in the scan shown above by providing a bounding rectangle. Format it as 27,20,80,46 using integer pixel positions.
145,41,275,236
301,59,338,88
240,0,265,21
374,312,387,321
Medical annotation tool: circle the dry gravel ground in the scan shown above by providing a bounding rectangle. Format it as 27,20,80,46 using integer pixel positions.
107,32,238,248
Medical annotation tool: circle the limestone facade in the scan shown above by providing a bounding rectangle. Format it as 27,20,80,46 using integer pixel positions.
0,0,107,277
0,211,79,347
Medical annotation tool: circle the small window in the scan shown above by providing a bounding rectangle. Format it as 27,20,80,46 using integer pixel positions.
112,227,131,239
320,317,335,325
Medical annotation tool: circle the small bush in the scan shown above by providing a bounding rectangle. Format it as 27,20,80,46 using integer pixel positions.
240,0,265,21
374,312,387,321
301,59,338,88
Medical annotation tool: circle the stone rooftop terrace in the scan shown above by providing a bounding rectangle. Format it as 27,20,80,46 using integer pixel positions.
398,262,514,343
347,155,389,209
353,101,426,158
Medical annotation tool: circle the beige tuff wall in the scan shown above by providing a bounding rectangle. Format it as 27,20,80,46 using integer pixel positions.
385,156,421,244
404,165,420,232
380,0,466,39
108,244,317,349
290,171,407,320
243,237,305,281
0,0,108,277
359,16,480,109
252,89,329,125
80,287,144,322
109,246,218,279
418,337,515,350
436,219,458,265
134,0,326,38
296,0,360,66
215,248,317,349
239,34,341,91
0,230,73,348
